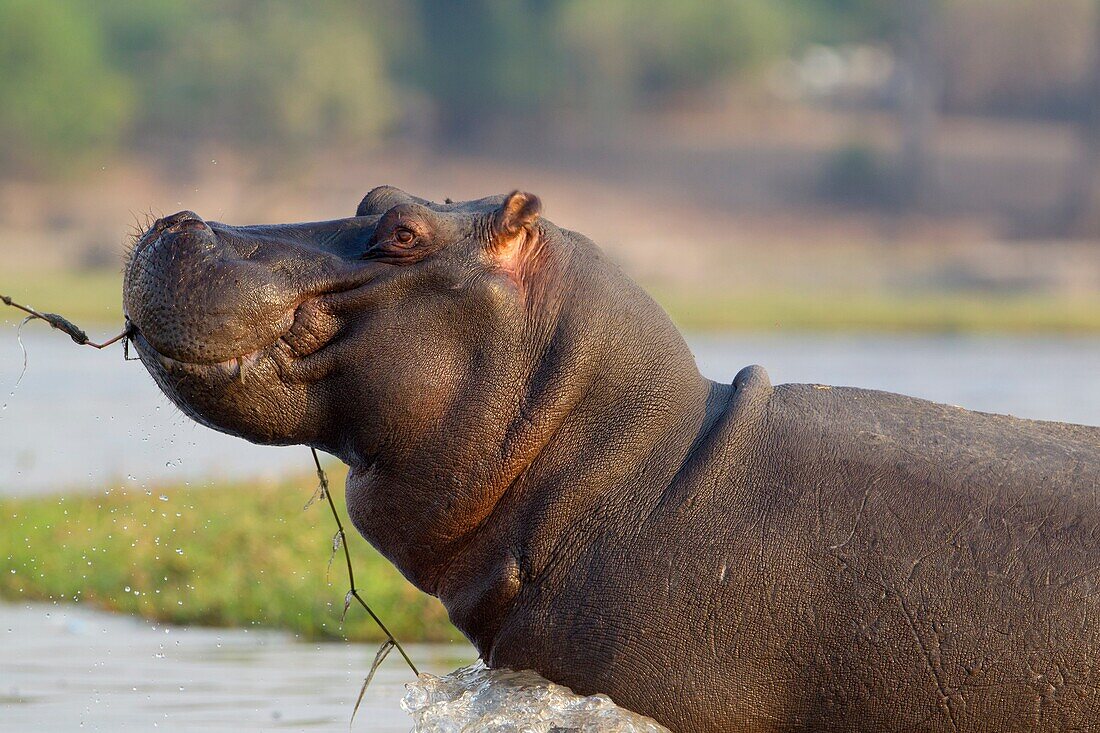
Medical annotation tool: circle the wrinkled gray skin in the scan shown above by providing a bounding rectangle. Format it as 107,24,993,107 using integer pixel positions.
124,187,1100,732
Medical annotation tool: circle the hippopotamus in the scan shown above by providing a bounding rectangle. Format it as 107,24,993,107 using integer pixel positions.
123,187,1100,732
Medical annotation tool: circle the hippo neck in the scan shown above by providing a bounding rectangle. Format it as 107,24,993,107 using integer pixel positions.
431,234,718,654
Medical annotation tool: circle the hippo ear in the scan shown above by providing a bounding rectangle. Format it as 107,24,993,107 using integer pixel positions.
489,191,542,263
357,186,424,216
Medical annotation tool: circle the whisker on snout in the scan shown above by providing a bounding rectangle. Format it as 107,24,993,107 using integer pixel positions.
122,209,161,271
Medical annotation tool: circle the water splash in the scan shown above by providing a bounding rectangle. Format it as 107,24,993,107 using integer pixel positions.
2,316,34,411
402,662,671,733
327,529,342,580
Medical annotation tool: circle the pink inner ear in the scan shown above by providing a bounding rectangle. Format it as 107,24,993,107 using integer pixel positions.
490,191,544,291
492,226,548,297
493,228,529,278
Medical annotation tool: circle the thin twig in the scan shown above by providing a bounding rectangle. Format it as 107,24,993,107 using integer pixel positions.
351,639,394,728
312,447,419,676
1,294,129,349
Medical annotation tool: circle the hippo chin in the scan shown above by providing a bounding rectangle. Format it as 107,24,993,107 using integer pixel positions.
123,186,1100,732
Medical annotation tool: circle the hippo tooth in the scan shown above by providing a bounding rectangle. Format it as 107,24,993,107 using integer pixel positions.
238,351,262,384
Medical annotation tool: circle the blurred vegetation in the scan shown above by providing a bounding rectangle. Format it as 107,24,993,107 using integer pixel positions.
557,0,790,108
0,0,398,170
654,289,1100,334
4,0,1095,170
2,269,123,326
819,141,896,206
0,0,131,169
0,469,463,643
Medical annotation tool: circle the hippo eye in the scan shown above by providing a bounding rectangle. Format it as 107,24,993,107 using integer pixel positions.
364,211,437,263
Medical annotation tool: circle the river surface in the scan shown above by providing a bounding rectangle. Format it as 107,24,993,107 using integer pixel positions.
0,601,473,732
0,328,1098,730
2,329,1097,495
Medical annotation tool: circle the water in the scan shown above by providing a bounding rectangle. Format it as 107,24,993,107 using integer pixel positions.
1,330,1096,495
0,601,474,732
0,329,306,495
0,601,670,733
690,333,1100,427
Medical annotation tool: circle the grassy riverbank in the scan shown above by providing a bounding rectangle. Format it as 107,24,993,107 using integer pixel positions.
0,469,462,643
653,289,1100,334
5,267,1100,334
1,269,124,328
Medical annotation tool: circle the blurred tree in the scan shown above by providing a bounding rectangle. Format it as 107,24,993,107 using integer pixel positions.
0,0,400,169
939,0,1092,119
91,0,396,153
787,0,903,45
406,0,562,145
1059,0,1100,238
405,0,794,145
798,0,942,209
558,0,791,109
895,0,941,206
0,0,132,171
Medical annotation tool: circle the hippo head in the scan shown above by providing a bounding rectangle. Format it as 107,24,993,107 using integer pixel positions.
123,185,707,630
124,186,550,449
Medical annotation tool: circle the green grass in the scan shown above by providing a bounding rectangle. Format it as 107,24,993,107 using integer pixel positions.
0,268,124,329
4,268,1100,333
0,470,463,643
651,288,1100,333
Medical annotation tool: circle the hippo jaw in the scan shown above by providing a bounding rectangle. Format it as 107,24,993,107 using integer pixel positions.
127,282,372,445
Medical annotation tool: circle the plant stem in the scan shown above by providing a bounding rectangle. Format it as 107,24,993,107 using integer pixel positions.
312,447,419,676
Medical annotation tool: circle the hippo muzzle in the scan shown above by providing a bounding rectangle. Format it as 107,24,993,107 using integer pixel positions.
123,209,385,445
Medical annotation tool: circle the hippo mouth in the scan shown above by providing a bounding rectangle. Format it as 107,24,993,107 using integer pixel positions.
123,208,390,371
129,276,383,386
132,296,324,374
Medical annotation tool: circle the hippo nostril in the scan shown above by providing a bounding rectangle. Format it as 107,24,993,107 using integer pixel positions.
154,210,205,233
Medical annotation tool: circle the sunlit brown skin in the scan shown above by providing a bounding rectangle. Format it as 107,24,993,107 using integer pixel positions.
124,187,1100,732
